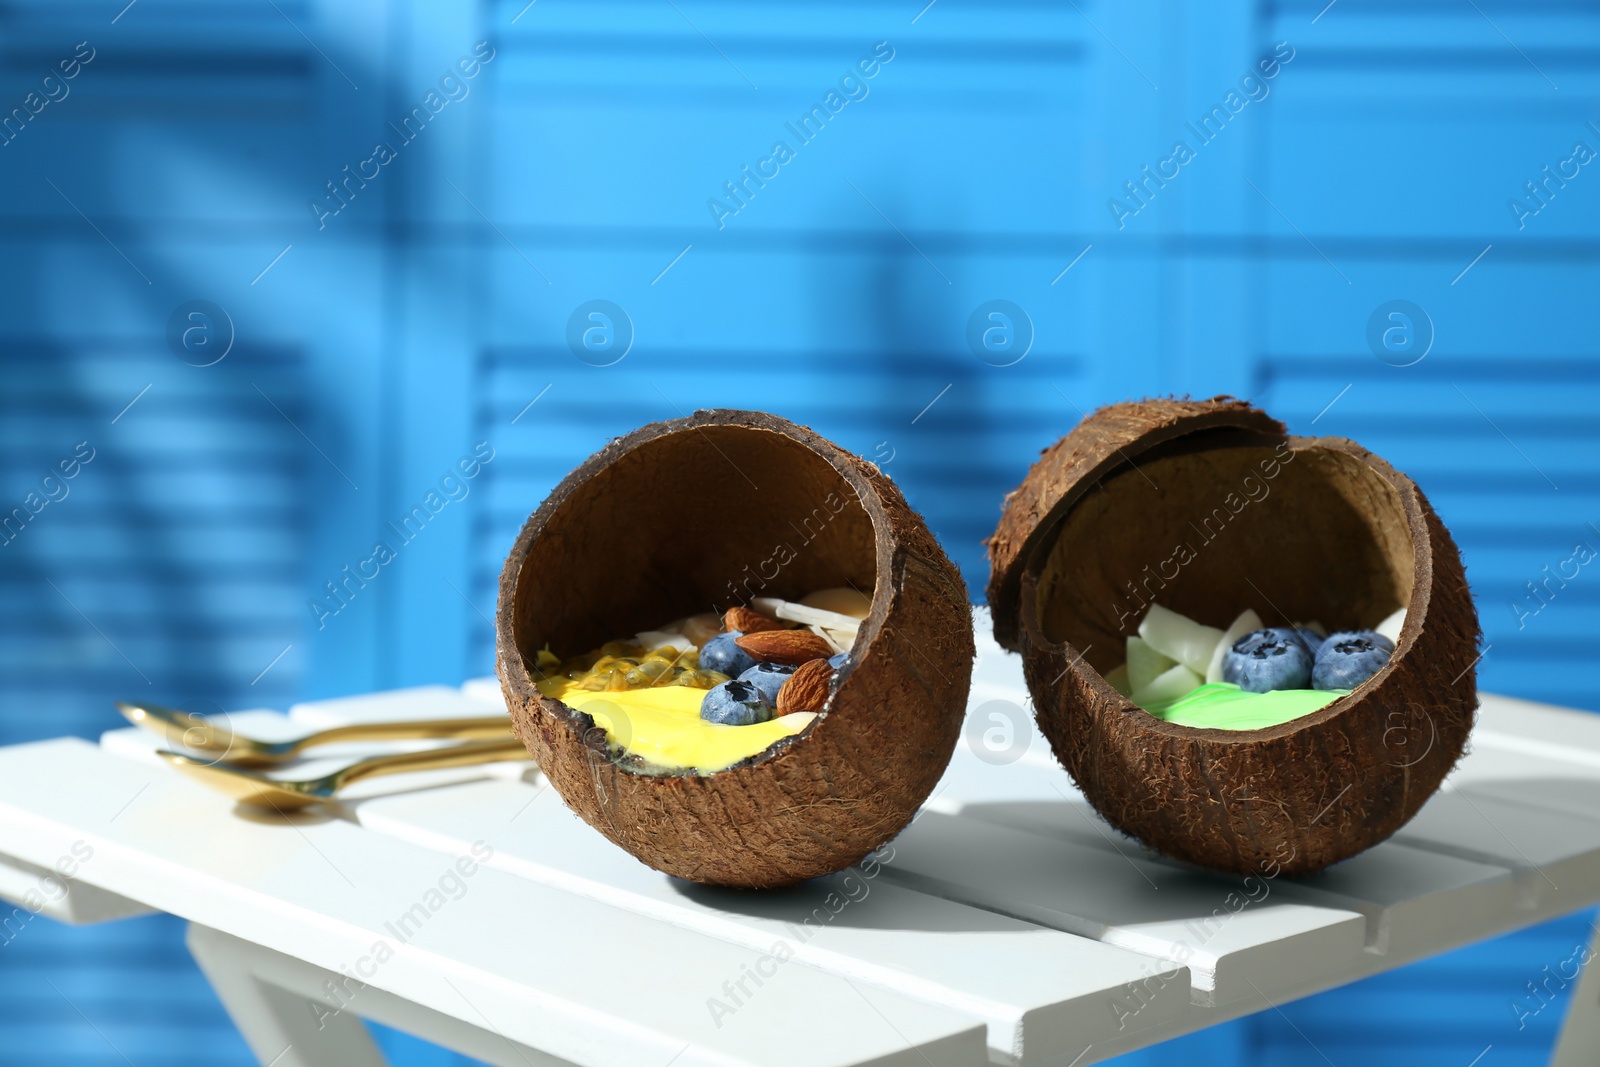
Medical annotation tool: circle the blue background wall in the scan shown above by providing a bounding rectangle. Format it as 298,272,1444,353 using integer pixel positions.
1,0,1598,1063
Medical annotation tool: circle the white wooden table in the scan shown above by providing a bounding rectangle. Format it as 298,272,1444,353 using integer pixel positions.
3,608,1599,1067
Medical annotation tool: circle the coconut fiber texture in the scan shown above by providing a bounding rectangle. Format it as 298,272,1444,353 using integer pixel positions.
986,396,1481,876
497,409,974,888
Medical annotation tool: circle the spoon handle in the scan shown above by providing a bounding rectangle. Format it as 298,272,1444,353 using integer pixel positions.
329,738,532,790
294,717,512,753
118,699,513,763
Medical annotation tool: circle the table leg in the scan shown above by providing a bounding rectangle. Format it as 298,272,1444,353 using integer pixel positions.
186,924,572,1067
1551,921,1600,1067
187,924,389,1067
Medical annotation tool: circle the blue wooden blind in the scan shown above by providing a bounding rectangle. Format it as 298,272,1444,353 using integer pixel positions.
1,0,1597,1062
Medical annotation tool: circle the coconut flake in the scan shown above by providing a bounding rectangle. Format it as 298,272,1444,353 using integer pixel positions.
1131,663,1204,709
1104,663,1133,697
664,613,722,647
822,627,856,652
753,597,862,634
636,629,695,653
1139,603,1224,675
799,587,871,620
808,624,849,655
1126,635,1177,693
1205,608,1265,684
1375,606,1406,645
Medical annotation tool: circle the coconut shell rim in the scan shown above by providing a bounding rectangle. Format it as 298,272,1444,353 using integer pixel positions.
986,395,1287,653
1016,431,1437,744
494,407,975,886
495,408,895,778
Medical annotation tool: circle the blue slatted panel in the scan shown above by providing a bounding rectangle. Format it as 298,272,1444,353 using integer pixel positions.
1235,2,1600,1064
0,347,309,730
0,2,346,1062
1260,359,1600,711
463,0,1101,677
0,350,312,1061
1251,0,1600,718
0,915,253,1066
1255,912,1600,1067
468,348,1087,673
0,0,1597,1062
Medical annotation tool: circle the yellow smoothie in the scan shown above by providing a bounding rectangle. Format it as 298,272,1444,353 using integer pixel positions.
538,677,816,773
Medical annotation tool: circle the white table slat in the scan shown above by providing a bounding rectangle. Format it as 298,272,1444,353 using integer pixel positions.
1447,743,1595,790
934,726,1528,963
351,776,1189,1066
875,810,1367,1007
1394,787,1600,912
0,850,151,925
461,676,507,710
930,639,1578,967
101,692,532,801
1476,693,1600,753
290,685,502,727
1421,695,1600,802
1442,695,1600,825
9,607,1599,1067
922,749,1086,822
1470,777,1600,826
0,739,987,1067
98,719,534,800
958,797,1518,958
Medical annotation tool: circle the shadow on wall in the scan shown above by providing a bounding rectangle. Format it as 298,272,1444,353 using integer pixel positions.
843,222,1016,598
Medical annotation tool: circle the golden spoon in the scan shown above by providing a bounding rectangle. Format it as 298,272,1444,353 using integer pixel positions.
117,700,511,768
157,737,532,810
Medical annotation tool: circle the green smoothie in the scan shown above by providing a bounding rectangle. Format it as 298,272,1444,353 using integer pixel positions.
1139,682,1349,731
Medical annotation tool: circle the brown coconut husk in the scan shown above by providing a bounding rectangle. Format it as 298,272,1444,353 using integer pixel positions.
986,396,1481,876
497,410,973,888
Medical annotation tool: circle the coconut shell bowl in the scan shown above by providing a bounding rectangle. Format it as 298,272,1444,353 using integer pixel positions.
986,396,1482,877
496,409,974,889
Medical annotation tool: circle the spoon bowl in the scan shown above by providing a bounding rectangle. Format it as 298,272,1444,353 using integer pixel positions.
160,752,332,810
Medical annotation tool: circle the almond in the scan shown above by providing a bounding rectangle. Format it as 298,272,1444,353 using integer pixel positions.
734,628,832,665
777,658,832,715
724,605,784,634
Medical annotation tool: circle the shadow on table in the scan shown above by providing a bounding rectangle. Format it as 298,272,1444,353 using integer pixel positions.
963,780,1600,896
683,775,1600,935
670,798,1243,933
669,873,1048,933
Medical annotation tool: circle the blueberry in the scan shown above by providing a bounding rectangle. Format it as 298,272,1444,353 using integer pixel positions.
738,662,795,703
1312,630,1394,691
700,679,773,726
698,631,755,676
1221,628,1314,693
828,652,850,669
